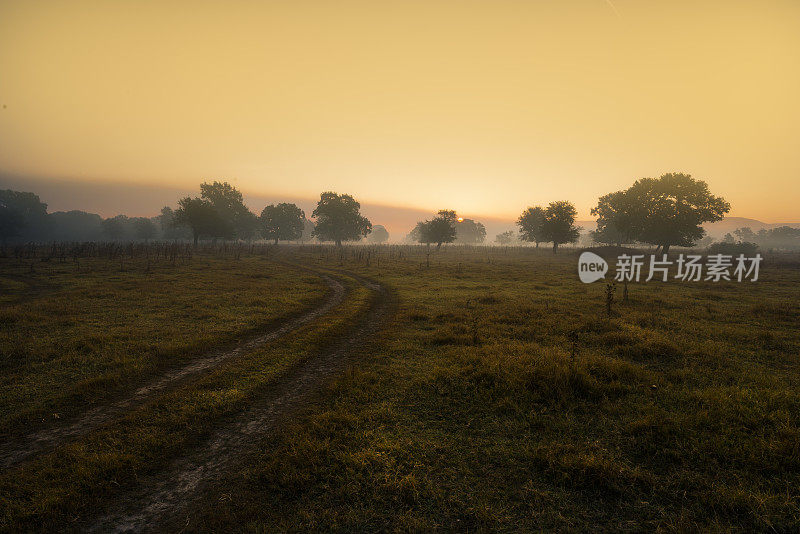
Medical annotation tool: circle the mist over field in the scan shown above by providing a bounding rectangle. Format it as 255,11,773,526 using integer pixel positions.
2,0,799,531
3,173,799,246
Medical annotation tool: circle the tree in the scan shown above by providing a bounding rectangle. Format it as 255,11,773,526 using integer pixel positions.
0,203,24,245
517,206,546,247
733,226,800,250
596,173,729,254
49,211,104,241
236,210,261,241
175,197,221,245
733,227,757,243
495,230,514,245
102,215,130,240
407,224,422,243
764,226,800,249
437,210,458,224
260,203,305,244
456,218,486,244
311,192,371,246
157,206,190,240
414,210,457,248
542,201,580,253
132,217,157,242
590,191,635,246
199,181,255,239
366,224,389,244
0,190,50,244
173,181,254,244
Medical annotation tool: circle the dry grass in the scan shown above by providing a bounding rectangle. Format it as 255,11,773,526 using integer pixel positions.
192,246,800,531
2,244,799,531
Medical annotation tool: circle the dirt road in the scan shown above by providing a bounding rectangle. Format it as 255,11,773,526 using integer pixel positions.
0,271,346,470
88,271,391,532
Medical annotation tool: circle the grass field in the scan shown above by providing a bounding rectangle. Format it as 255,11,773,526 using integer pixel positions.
0,250,325,439
1,244,799,531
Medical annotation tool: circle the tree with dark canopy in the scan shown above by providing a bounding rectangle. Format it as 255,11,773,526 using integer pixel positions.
157,206,191,240
590,191,635,246
542,201,580,253
0,190,50,244
311,192,371,246
174,182,256,244
592,173,730,254
414,210,457,248
260,203,305,244
0,202,24,245
199,181,254,240
175,197,222,245
517,206,546,248
236,210,261,241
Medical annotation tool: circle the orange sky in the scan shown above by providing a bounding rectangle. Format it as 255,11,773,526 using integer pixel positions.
1,0,799,221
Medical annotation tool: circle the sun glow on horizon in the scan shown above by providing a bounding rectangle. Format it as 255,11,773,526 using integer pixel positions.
1,0,799,221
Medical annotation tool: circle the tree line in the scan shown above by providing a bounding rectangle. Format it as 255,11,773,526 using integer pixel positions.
0,183,389,246
417,173,736,253
3,172,799,251
173,184,378,246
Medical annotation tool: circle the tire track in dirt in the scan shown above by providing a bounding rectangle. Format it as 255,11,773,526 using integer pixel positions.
88,271,392,533
0,271,347,471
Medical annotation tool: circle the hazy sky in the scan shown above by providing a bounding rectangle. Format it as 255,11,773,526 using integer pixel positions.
1,0,798,221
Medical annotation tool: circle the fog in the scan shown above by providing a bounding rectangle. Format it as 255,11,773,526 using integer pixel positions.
3,173,799,246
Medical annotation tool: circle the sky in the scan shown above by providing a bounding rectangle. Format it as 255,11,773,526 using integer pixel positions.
1,0,799,224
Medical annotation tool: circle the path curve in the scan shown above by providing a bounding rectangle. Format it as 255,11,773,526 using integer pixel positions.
0,271,346,470
88,270,392,533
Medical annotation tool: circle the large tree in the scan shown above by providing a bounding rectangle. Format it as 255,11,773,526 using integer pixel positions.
590,191,635,246
157,206,191,240
311,192,371,246
175,197,221,245
542,201,580,253
260,203,305,244
517,206,546,248
594,173,730,254
199,181,254,239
